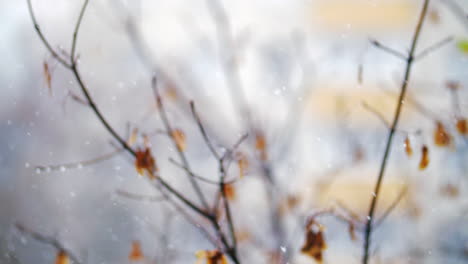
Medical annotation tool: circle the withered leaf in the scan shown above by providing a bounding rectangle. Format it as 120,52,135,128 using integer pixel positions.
195,250,228,264
223,183,236,201
171,129,186,152
127,128,138,146
129,240,144,261
301,220,327,263
255,132,267,161
43,62,52,94
456,118,467,135
404,136,413,157
237,153,248,178
419,145,429,170
446,81,460,91
434,122,451,147
55,250,69,264
348,222,357,241
440,184,459,198
135,147,157,179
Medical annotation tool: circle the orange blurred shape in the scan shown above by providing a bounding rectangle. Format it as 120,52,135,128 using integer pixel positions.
237,153,248,178
419,145,429,170
55,250,69,264
135,147,157,179
223,183,236,201
171,129,186,151
433,122,451,147
195,250,228,264
404,136,413,157
129,241,144,261
301,220,327,263
456,118,467,135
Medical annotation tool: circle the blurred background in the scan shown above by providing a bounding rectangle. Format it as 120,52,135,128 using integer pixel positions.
1,0,468,263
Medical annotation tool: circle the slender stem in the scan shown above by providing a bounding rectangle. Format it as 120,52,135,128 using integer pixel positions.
190,101,221,160
151,77,210,210
362,1,430,263
70,0,89,63
415,36,453,60
26,0,72,68
27,0,211,224
219,160,238,256
15,223,81,264
369,39,407,60
169,158,237,185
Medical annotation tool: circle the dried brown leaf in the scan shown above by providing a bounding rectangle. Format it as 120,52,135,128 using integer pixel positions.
171,129,186,151
129,240,144,261
55,250,69,264
301,220,327,263
419,145,429,170
135,147,157,179
195,250,228,264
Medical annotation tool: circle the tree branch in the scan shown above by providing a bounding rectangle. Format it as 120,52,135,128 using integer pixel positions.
363,1,430,263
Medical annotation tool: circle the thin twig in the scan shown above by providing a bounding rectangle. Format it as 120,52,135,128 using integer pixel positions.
116,189,164,202
361,102,391,128
363,1,430,263
415,36,453,60
35,149,123,173
374,186,408,229
70,0,89,64
169,158,237,185
369,39,407,60
190,101,221,160
15,223,81,264
26,0,72,68
27,0,211,224
151,76,210,211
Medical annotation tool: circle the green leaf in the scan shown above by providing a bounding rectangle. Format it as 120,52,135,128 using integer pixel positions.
457,39,468,54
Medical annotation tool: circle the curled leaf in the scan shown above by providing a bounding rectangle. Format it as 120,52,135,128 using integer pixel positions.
419,145,429,170
129,241,144,261
165,85,178,101
456,118,467,135
195,250,228,264
440,184,459,198
404,136,413,157
235,229,251,243
237,153,248,178
428,9,440,24
55,250,69,264
171,129,186,151
43,62,52,94
446,81,460,91
223,183,236,201
301,220,327,263
128,128,138,146
279,195,300,215
433,122,451,147
255,132,267,161
135,147,157,179
348,222,357,241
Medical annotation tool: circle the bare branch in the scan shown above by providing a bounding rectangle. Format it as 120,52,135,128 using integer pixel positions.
369,39,407,60
35,149,122,173
116,189,164,202
415,36,453,60
15,223,81,264
190,101,221,160
168,158,237,185
361,101,391,128
363,1,431,263
374,186,408,228
26,0,72,68
151,76,210,210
